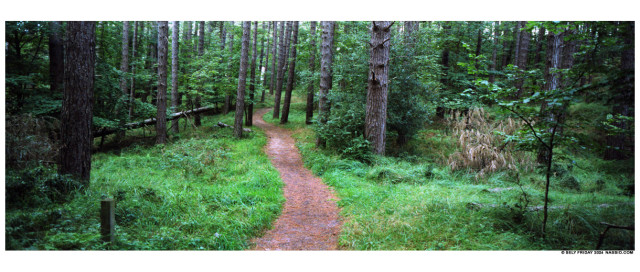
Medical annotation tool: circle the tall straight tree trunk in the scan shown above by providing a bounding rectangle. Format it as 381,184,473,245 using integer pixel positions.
501,23,511,68
489,21,499,83
365,21,392,155
171,21,180,133
258,22,267,103
305,21,317,124
537,30,563,164
604,22,634,160
475,25,483,69
234,22,251,138
220,21,227,50
246,21,258,126
194,21,204,127
262,22,272,90
269,21,279,95
129,21,139,118
273,21,290,119
60,21,95,184
48,21,64,93
281,21,299,124
156,21,169,144
224,22,235,115
514,21,522,68
515,21,531,98
534,26,546,68
118,21,130,140
316,21,336,147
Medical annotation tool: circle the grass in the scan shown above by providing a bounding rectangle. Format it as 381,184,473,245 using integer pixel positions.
5,107,284,250
265,95,635,250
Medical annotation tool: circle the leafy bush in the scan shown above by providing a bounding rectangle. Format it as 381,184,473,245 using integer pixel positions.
315,92,371,161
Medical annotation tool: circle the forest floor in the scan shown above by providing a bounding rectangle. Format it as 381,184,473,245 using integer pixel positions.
251,108,342,250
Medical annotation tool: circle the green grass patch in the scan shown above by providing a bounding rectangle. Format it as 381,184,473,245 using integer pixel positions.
271,96,634,250
6,110,284,250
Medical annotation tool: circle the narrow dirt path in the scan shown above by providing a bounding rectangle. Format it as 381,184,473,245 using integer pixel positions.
251,108,342,250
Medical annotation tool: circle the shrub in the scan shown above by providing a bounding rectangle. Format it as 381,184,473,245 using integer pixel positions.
5,114,60,169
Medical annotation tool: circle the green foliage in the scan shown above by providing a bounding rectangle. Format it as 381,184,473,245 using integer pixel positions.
6,112,284,250
314,91,371,161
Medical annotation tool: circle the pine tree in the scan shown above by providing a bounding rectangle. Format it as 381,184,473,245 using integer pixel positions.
365,21,393,155
234,21,251,138
305,21,317,124
280,21,299,124
156,21,169,144
316,21,336,147
59,21,95,184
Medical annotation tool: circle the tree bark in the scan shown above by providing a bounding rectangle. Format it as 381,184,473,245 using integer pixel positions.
48,21,64,93
537,30,563,164
194,21,205,127
118,21,130,140
273,21,291,119
60,21,95,184
156,21,169,144
316,21,336,147
258,22,267,103
515,21,531,98
489,21,499,83
224,21,235,115
129,21,139,118
234,22,251,138
514,21,522,69
305,21,317,124
269,21,279,95
475,24,483,69
246,21,259,126
171,21,180,133
281,21,300,124
365,21,392,155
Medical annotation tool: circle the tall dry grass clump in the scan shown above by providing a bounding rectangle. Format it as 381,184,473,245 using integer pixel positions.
446,108,533,179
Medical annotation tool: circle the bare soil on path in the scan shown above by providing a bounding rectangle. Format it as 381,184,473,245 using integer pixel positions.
251,108,342,250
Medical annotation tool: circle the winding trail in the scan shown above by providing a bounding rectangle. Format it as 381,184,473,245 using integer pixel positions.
251,108,342,250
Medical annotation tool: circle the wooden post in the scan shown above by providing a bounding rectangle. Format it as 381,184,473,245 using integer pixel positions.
100,198,115,243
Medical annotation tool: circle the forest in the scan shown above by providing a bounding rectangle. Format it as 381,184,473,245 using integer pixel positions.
4,20,635,251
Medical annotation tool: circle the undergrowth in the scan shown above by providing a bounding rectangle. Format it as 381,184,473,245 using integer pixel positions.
274,98,634,250
6,109,284,250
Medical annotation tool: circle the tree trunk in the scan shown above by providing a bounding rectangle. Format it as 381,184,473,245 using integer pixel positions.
224,22,235,115
534,26,546,68
537,30,563,164
129,21,139,119
220,21,227,50
246,21,258,126
234,22,251,138
489,21,499,83
280,21,299,124
270,21,279,95
365,21,392,155
501,23,511,68
60,21,95,184
194,21,205,127
604,22,634,160
475,25,483,69
171,21,180,133
48,21,64,93
258,21,267,103
118,21,130,140
273,21,290,119
440,23,451,87
156,21,169,144
515,21,531,98
305,21,317,124
316,21,336,147
514,21,522,68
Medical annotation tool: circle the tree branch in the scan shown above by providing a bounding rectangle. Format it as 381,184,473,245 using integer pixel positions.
500,104,550,150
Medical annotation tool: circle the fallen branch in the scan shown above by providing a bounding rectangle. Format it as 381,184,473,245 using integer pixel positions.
217,122,252,133
93,106,216,138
